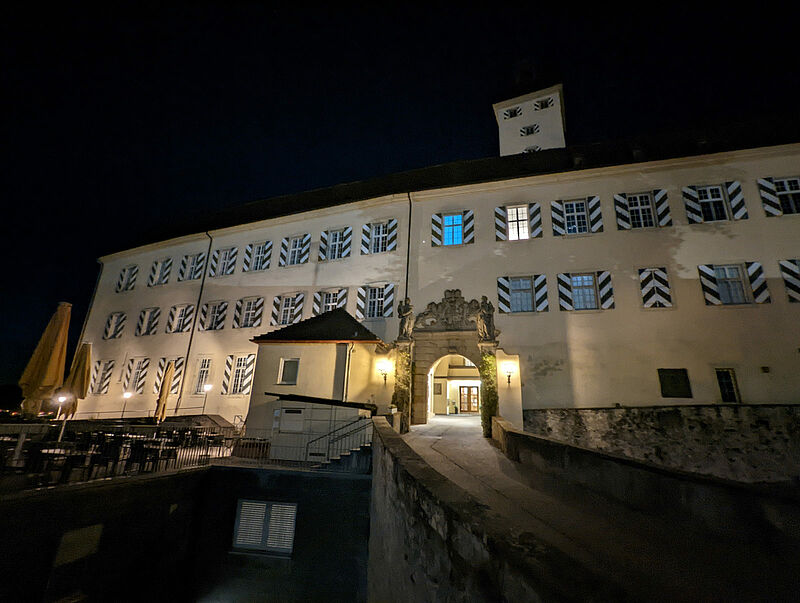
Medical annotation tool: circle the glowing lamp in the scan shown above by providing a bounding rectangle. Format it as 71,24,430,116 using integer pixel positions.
123,392,133,399
376,358,393,384
57,396,67,403
501,361,517,385
203,384,213,392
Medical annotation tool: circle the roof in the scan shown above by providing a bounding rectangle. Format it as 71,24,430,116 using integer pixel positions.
111,113,800,254
252,308,384,344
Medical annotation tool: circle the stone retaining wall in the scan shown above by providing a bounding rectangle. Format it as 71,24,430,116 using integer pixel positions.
523,405,800,483
367,416,625,602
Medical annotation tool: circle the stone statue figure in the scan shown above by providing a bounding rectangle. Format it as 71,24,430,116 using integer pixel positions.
398,297,414,340
476,295,496,341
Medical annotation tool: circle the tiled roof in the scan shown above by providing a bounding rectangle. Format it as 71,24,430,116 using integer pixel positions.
252,308,383,344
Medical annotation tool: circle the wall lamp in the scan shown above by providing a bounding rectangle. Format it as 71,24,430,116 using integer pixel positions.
376,358,393,385
501,361,517,385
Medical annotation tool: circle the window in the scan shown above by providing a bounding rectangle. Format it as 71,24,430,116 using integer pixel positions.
503,106,521,119
128,358,148,394
775,177,800,215
215,247,237,276
507,206,529,240
328,229,344,260
627,193,655,228
279,358,299,385
714,265,747,304
90,360,115,395
251,242,271,271
519,124,540,136
322,292,338,313
564,201,589,234
697,185,728,222
241,299,259,328
370,222,388,254
186,253,204,279
509,277,533,312
463,357,476,367
168,304,192,333
280,296,295,325
205,301,226,330
116,265,137,292
571,274,598,310
137,308,159,336
533,97,554,110
288,237,304,265
715,368,741,403
523,145,541,153
194,359,212,394
443,213,463,245
103,312,126,339
149,258,171,286
367,287,385,318
231,356,249,395
658,369,693,398
233,500,297,555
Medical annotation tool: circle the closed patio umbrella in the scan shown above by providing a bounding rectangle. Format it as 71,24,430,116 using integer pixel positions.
19,302,71,416
60,342,92,419
154,361,174,424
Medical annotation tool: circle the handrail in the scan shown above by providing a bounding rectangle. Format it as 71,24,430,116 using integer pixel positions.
304,416,371,462
305,416,367,449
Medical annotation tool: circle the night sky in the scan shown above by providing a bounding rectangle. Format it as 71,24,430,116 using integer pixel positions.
2,4,798,392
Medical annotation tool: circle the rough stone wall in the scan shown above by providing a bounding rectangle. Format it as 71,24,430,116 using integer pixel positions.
523,405,800,483
367,417,624,602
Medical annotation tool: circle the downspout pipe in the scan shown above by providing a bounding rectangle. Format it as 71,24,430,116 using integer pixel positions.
405,192,413,300
175,231,213,413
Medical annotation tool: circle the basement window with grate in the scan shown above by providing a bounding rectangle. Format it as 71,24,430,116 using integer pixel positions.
233,500,298,556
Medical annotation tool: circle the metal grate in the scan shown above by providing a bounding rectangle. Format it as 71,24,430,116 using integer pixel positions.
266,504,297,553
234,500,267,549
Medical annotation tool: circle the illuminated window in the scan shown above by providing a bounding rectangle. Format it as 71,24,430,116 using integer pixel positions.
288,237,304,265
564,201,589,234
571,274,598,310
328,229,345,260
322,292,338,313
507,205,529,240
194,359,212,394
443,213,463,245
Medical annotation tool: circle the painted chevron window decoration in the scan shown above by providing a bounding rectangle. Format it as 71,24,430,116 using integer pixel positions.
135,307,160,336
639,268,673,308
615,191,671,229
178,252,206,281
772,177,800,216
779,259,800,302
243,241,271,272
557,271,614,310
684,183,748,223
167,304,194,333
313,289,346,315
234,297,264,329
497,275,548,313
201,301,227,330
115,265,138,292
102,312,126,339
124,357,149,395
153,357,185,395
148,257,172,286
223,354,256,395
697,263,768,305
90,360,115,395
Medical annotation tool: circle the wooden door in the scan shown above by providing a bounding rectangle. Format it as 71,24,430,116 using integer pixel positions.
459,386,479,412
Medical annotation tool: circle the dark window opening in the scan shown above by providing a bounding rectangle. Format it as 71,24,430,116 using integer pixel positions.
658,368,693,398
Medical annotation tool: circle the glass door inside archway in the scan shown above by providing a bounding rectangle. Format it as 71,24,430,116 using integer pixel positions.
459,386,479,412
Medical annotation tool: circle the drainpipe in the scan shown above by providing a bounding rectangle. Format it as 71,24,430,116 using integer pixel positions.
405,192,413,300
175,231,213,413
342,342,354,402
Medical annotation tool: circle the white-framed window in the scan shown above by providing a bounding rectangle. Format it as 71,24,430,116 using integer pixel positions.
697,185,729,222
103,312,126,339
443,213,463,246
230,356,249,395
507,205,529,241
503,106,521,119
241,298,259,328
322,291,338,313
571,274,598,310
775,177,800,215
167,304,192,333
138,307,159,336
251,241,271,271
217,247,237,276
327,229,345,260
206,301,226,330
232,500,297,555
90,360,115,394
510,277,534,312
117,265,137,292
370,222,388,254
128,358,149,394
367,287,385,318
519,124,540,136
194,358,212,394
187,253,204,279
150,258,171,286
278,358,300,385
280,296,295,325
288,236,304,265
564,201,589,234
627,192,656,228
714,265,748,304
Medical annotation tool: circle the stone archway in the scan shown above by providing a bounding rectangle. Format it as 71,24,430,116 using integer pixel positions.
394,290,499,432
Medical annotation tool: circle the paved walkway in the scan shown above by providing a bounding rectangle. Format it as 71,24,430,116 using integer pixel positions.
403,415,798,602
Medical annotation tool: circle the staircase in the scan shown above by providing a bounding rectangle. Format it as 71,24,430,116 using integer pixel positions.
305,417,373,474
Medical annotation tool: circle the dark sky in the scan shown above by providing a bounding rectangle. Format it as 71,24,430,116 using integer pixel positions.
2,4,798,388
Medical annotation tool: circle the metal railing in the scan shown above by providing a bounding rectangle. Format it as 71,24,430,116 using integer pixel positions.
0,418,374,492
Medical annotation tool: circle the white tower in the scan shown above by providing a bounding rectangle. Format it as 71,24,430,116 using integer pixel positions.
493,84,566,156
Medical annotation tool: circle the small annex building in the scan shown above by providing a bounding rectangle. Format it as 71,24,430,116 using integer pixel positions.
245,309,395,460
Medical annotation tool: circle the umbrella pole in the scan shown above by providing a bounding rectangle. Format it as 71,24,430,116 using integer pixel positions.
57,414,67,442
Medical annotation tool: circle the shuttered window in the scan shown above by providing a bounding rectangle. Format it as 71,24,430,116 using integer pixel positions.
233,500,298,555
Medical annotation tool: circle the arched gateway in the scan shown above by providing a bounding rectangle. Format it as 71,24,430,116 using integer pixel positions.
393,290,500,432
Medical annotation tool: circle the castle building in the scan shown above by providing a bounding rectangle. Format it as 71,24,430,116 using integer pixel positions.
77,87,800,428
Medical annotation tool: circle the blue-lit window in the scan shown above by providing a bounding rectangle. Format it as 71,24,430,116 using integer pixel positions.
443,214,463,245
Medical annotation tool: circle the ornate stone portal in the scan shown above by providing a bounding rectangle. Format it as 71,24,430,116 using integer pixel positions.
392,289,499,433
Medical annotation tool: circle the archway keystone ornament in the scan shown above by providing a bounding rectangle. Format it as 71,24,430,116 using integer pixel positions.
392,290,500,435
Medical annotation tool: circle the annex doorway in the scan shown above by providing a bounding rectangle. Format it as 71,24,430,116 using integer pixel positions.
426,354,481,418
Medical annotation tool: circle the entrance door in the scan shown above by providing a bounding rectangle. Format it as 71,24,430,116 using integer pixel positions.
459,386,479,412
